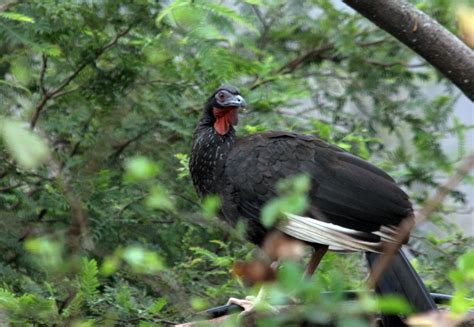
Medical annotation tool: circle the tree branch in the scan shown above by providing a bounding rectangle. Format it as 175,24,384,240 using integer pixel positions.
29,25,133,129
365,59,427,68
110,122,159,160
278,44,335,74
343,0,474,101
39,55,48,95
0,0,18,13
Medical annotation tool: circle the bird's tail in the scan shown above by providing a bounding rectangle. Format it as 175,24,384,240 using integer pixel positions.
366,250,437,313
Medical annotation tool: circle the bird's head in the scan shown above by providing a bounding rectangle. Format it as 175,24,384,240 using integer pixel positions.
205,85,246,135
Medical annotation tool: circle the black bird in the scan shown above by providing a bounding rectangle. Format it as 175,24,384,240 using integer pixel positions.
189,85,436,313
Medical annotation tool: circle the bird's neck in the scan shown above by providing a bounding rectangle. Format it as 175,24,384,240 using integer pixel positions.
190,112,236,196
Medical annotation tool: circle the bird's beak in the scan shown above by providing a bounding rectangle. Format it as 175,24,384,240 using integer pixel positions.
222,95,246,108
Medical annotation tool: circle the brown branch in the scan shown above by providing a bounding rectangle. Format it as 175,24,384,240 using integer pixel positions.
110,123,159,160
39,55,48,95
343,0,474,101
117,196,146,218
356,38,392,47
29,25,133,129
0,182,22,192
58,174,91,252
50,86,81,99
365,59,427,68
0,0,18,12
278,44,335,74
250,30,395,90
30,95,51,129
369,152,474,288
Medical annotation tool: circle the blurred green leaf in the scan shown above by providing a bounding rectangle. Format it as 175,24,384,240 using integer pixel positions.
0,12,35,23
147,297,168,314
24,237,63,271
145,185,174,210
122,246,164,274
125,156,160,182
0,119,49,170
202,195,221,219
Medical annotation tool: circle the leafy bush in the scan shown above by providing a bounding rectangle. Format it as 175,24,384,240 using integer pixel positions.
0,0,472,325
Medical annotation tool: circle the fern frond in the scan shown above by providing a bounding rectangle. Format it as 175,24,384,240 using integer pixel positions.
79,258,100,301
61,292,84,319
194,2,258,33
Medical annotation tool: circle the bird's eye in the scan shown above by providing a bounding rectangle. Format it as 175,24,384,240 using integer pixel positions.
217,92,225,100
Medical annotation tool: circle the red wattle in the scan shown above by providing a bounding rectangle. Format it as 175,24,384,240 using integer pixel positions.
213,108,239,135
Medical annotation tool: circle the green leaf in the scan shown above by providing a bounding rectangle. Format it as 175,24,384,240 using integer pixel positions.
147,297,167,314
451,290,473,314
0,79,32,95
190,297,208,310
202,195,221,219
0,119,50,170
262,174,310,227
124,156,160,182
278,261,303,291
122,246,164,274
24,237,63,270
0,12,35,23
79,258,100,301
155,0,189,25
457,251,474,273
0,288,18,310
100,255,120,277
62,292,84,319
174,153,190,179
244,0,263,5
72,320,95,327
195,2,258,33
375,295,412,315
145,185,174,210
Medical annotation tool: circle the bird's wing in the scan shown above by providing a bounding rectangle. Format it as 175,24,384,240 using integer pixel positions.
223,132,413,251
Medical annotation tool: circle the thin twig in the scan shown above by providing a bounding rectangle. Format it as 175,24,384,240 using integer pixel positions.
0,182,23,192
117,196,146,218
365,59,427,68
39,55,48,95
278,44,335,74
110,122,159,159
356,38,392,47
51,86,81,99
30,25,133,129
368,152,474,288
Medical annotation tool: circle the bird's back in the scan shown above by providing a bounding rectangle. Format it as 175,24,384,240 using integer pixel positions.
220,131,413,249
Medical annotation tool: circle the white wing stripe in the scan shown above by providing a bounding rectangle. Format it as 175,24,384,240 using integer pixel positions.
277,213,385,252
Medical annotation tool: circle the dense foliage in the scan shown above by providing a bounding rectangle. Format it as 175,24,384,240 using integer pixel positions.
0,0,472,325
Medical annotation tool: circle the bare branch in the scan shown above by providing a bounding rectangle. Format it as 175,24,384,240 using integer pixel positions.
343,0,474,101
278,44,335,74
356,38,392,47
110,122,159,160
50,86,81,99
365,59,427,68
369,152,474,288
39,55,48,95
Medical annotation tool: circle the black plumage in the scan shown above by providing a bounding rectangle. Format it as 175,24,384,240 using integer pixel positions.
190,86,413,249
189,86,436,313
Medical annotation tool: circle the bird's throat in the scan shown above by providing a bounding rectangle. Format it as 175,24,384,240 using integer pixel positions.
213,107,239,135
